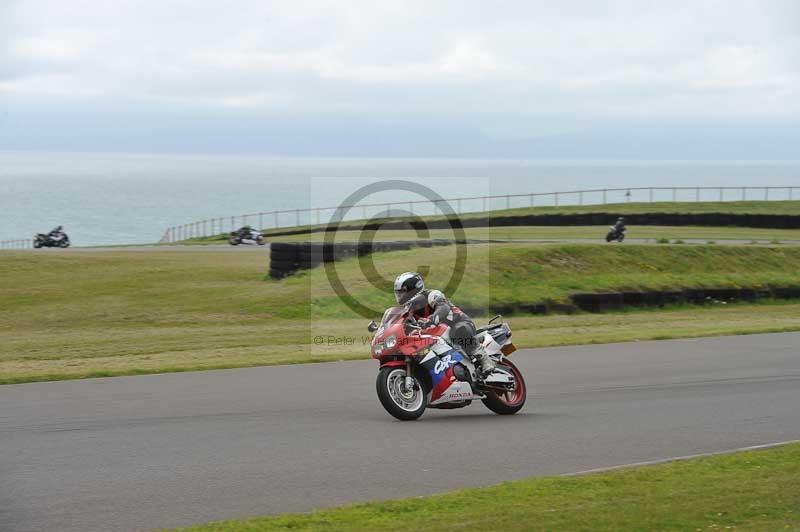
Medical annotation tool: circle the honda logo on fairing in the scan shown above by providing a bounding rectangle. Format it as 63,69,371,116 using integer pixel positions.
434,354,457,374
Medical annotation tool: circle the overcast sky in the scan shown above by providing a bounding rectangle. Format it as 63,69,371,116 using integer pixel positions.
1,0,799,158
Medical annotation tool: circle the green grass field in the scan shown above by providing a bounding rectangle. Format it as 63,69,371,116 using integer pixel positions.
184,200,800,244
260,225,800,243
3,244,800,383
173,442,800,531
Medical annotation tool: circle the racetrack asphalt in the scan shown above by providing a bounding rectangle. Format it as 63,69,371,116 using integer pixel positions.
1,332,799,531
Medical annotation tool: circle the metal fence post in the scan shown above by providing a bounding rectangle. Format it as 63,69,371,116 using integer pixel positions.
649,188,653,203
579,191,583,205
555,192,559,206
790,187,794,201
765,188,769,201
696,187,700,201
672,188,676,202
274,212,279,228
316,208,321,225
483,197,487,212
506,195,510,209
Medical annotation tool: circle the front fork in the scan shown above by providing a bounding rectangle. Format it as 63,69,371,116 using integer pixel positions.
404,358,415,392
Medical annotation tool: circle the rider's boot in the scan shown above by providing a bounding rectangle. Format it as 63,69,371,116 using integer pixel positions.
474,345,496,377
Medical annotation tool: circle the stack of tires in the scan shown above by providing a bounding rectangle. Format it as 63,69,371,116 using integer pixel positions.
268,240,453,279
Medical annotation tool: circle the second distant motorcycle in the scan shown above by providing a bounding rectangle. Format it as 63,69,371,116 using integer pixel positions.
229,226,266,246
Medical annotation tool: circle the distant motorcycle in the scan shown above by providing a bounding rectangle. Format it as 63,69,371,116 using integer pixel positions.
606,226,626,242
229,227,265,246
34,228,70,248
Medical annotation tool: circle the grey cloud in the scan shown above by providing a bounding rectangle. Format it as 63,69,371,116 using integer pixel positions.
0,0,798,154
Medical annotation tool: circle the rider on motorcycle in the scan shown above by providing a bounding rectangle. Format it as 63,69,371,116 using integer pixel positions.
612,217,626,233
393,272,496,376
48,226,64,237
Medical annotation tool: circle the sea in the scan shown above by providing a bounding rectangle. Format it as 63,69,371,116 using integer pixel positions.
2,151,800,246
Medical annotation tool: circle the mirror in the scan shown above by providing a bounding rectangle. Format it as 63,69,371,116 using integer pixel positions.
367,321,379,333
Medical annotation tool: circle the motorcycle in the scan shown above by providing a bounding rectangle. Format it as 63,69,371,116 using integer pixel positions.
34,231,70,248
606,226,626,242
367,293,526,420
229,228,266,246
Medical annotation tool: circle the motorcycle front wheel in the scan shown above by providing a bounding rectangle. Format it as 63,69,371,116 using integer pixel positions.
482,360,526,415
256,236,266,245
228,236,239,246
376,366,427,420
59,240,70,248
33,241,42,248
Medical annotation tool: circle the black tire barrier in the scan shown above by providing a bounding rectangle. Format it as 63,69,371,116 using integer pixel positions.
268,240,454,279
459,285,800,315
568,286,793,312
265,211,800,239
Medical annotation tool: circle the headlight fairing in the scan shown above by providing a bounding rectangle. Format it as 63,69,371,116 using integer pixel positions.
385,335,397,349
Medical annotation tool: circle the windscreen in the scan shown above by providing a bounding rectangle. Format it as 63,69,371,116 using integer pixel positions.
380,306,405,326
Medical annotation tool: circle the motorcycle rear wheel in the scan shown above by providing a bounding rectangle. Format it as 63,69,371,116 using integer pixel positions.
482,360,526,415
376,367,427,421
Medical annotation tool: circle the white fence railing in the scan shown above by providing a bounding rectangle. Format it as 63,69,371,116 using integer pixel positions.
153,184,795,243
0,239,33,250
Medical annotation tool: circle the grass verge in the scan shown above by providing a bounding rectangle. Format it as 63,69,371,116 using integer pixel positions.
3,246,800,384
172,442,800,531
185,200,800,243
260,225,800,243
